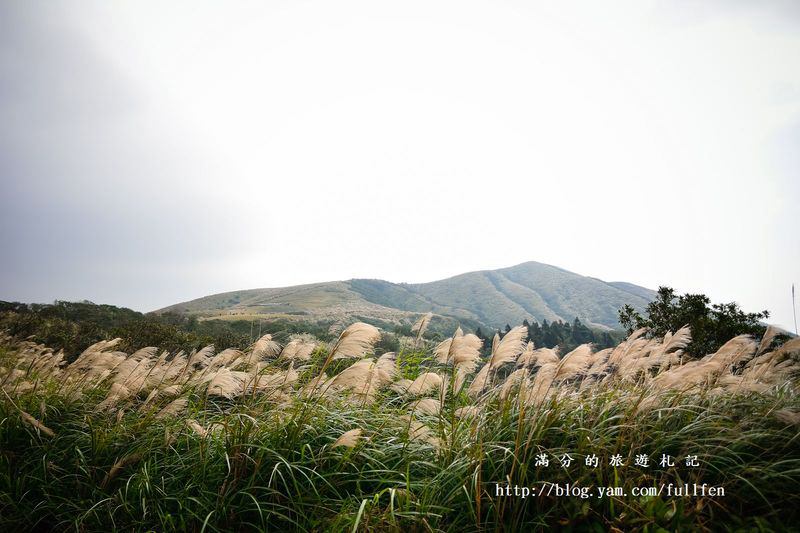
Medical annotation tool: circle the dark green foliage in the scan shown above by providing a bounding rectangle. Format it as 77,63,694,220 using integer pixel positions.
618,287,771,356
375,332,401,354
509,317,623,355
393,323,413,337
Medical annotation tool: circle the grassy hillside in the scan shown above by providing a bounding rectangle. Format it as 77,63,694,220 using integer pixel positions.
159,261,655,330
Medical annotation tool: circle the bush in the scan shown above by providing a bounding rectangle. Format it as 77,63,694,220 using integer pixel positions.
618,287,771,356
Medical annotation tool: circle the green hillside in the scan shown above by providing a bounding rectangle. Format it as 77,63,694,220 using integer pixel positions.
158,261,654,330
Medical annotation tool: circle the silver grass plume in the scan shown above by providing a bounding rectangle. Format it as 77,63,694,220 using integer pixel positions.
468,325,527,397
516,342,536,367
756,325,783,357
499,367,530,400
97,383,132,411
452,334,483,372
329,322,381,360
518,346,559,368
206,368,248,398
101,454,142,489
467,364,492,398
404,372,444,396
252,334,282,360
412,398,441,416
521,363,558,405
774,410,800,426
376,352,399,381
607,327,648,366
489,326,527,370
333,428,364,448
155,397,188,419
327,354,397,402
207,349,245,372
703,335,757,370
247,365,299,395
178,345,216,381
391,378,413,394
434,328,461,364
280,339,317,361
455,406,479,419
140,384,182,410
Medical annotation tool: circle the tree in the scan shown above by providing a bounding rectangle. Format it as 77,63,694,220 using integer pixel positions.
618,286,769,356
571,317,593,345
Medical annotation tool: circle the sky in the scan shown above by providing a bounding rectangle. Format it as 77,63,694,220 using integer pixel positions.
1,1,798,329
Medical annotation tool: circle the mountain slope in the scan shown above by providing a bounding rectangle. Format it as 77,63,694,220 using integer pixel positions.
397,261,654,329
157,261,655,330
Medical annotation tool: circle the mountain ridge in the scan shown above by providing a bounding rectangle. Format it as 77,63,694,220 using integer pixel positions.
157,261,656,331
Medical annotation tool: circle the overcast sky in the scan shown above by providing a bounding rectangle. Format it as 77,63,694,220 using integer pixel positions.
1,1,798,329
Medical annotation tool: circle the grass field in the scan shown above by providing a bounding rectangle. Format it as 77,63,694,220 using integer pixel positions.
1,323,798,531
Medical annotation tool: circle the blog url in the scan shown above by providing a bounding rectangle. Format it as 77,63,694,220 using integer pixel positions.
494,482,725,499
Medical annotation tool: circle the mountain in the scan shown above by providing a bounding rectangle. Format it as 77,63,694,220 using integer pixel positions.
156,261,656,331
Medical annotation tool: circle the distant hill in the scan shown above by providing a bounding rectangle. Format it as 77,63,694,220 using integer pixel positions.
157,261,656,331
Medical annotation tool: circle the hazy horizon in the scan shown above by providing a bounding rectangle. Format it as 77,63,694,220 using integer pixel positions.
1,1,798,329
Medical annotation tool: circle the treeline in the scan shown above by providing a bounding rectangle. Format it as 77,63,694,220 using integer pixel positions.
0,301,335,362
0,301,625,363
2,286,785,365
476,317,623,355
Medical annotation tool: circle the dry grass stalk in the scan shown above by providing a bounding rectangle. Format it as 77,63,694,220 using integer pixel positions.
454,406,479,419
412,312,433,347
186,418,209,438
20,410,55,437
101,453,142,489
400,415,440,449
499,367,530,400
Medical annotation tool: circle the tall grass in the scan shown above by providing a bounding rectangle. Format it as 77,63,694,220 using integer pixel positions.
1,324,798,531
